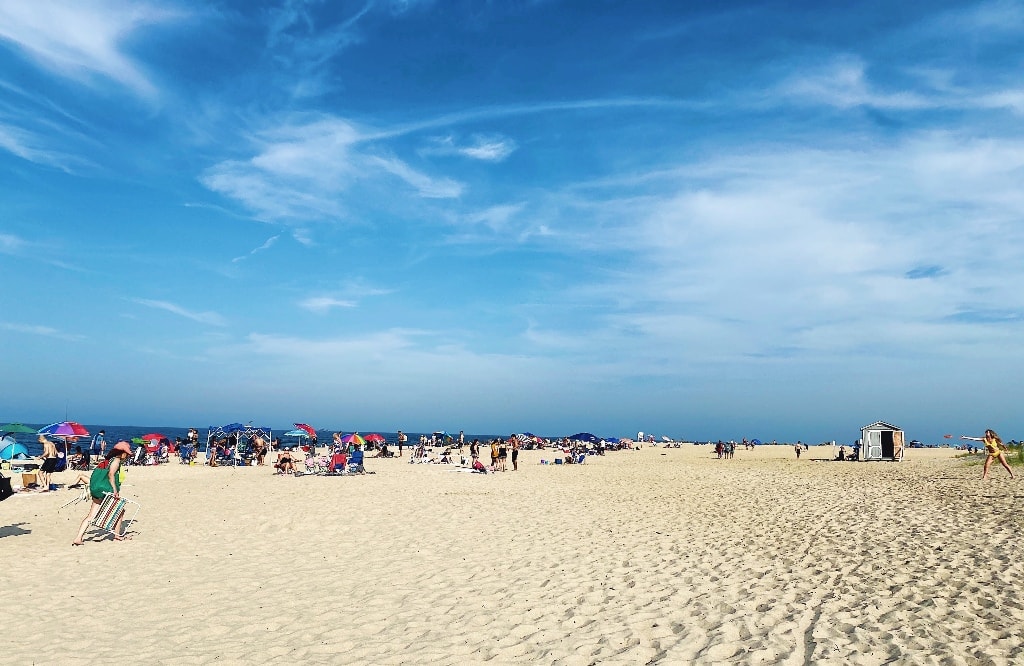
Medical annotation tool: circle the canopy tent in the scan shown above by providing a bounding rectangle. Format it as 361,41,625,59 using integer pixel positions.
206,423,272,466
0,436,30,460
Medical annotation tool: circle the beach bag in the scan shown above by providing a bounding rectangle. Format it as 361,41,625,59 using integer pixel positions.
0,473,12,501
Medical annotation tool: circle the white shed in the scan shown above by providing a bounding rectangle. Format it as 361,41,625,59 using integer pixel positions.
860,421,904,462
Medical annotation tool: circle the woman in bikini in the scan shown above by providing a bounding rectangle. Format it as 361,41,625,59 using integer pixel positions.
961,430,1015,480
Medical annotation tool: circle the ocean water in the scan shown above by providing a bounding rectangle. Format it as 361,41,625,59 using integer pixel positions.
3,424,505,457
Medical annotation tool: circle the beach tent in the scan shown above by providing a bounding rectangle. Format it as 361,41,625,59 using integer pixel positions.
206,423,273,465
0,436,30,460
860,421,904,462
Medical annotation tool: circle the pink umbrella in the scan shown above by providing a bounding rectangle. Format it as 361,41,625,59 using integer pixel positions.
38,421,90,438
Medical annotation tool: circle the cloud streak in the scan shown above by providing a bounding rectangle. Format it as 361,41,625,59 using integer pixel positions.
132,298,228,327
0,0,180,99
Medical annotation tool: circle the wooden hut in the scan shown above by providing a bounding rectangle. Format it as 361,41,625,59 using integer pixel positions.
860,421,904,462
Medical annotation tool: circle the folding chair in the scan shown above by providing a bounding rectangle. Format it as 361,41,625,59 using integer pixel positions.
91,492,141,538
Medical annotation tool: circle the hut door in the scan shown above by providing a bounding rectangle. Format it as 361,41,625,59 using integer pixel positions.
881,431,895,459
891,431,904,461
866,430,883,459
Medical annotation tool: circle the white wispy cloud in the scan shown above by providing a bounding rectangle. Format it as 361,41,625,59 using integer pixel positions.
533,129,1024,370
132,298,228,326
232,234,280,263
772,55,934,110
422,134,518,161
298,296,357,313
0,0,181,99
298,281,393,313
0,322,84,341
0,122,81,170
201,114,463,222
0,232,26,253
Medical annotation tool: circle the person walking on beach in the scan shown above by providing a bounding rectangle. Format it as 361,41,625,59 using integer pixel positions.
397,430,407,456
511,438,520,471
72,441,133,545
794,444,802,459
961,430,1015,480
90,429,106,465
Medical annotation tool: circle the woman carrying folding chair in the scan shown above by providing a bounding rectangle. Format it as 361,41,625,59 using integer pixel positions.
72,441,133,545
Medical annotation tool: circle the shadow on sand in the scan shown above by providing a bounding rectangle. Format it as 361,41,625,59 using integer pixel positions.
0,522,32,538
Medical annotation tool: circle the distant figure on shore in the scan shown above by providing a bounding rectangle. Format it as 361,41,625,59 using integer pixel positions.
90,429,106,465
397,430,407,456
836,445,847,461
961,430,1015,480
794,444,801,459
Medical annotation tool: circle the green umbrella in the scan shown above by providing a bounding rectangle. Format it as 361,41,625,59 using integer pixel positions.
0,423,37,437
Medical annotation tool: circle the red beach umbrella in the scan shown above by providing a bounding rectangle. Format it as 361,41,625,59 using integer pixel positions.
294,423,317,438
364,433,385,443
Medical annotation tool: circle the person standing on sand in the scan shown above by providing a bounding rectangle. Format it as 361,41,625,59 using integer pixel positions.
794,444,802,459
38,435,59,491
72,441,133,545
397,431,406,456
511,438,520,471
961,430,1015,480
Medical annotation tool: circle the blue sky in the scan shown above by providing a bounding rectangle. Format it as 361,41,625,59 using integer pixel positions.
2,0,1023,442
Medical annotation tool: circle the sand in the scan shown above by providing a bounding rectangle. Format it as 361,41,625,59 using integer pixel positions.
1,445,1020,665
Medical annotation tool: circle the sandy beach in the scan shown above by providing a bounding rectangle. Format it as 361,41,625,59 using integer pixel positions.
1,445,1020,665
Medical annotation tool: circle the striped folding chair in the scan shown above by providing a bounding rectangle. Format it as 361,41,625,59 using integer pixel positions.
92,492,141,537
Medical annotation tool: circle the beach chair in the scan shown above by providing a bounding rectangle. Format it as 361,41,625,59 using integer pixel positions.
91,492,140,538
575,453,586,464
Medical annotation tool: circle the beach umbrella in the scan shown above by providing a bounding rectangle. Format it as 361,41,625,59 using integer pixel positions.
283,430,309,438
1,423,36,438
38,421,90,438
750,439,762,445
140,432,168,442
38,421,90,464
364,433,385,443
294,423,317,438
341,433,365,446
0,436,30,460
568,432,599,443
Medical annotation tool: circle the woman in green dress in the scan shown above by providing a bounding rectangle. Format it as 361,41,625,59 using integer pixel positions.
72,441,133,545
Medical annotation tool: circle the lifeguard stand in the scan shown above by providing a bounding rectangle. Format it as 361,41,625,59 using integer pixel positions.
860,421,904,461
